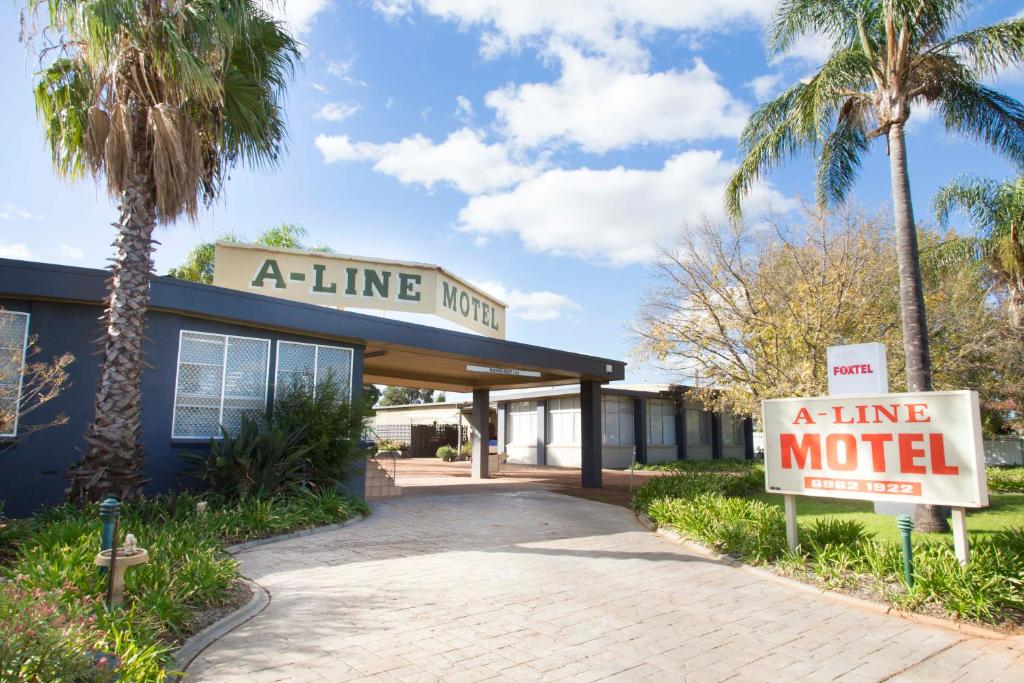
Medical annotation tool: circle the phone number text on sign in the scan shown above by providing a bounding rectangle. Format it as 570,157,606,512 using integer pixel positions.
762,391,987,507
804,477,922,496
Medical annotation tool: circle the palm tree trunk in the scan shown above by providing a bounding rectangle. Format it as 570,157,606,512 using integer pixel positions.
888,122,947,533
66,164,156,503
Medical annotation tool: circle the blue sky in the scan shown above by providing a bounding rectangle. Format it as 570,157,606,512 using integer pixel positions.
2,1,1022,385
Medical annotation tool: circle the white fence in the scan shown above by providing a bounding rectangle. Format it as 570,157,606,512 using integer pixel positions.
985,437,1024,466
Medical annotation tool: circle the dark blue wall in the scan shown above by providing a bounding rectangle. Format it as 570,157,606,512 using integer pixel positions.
0,298,365,517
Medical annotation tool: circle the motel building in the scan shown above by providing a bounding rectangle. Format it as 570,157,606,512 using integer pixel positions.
372,385,755,468
0,244,751,515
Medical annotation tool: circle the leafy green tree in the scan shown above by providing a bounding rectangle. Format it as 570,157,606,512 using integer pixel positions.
168,224,331,284
932,175,1024,330
379,387,436,406
362,384,382,408
725,1,1024,531
26,0,300,502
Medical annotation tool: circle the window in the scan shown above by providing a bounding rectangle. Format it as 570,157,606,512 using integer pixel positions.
685,407,711,447
172,331,270,439
507,401,537,446
547,396,580,445
646,399,676,446
0,311,29,437
722,413,746,446
275,341,353,400
601,396,634,446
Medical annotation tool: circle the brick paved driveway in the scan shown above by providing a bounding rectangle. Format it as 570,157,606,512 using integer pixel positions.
188,491,1024,682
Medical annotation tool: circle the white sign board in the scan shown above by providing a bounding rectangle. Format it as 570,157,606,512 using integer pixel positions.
762,391,988,508
827,342,888,395
466,365,541,378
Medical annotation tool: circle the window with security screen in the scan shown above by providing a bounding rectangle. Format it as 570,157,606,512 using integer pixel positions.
646,399,676,446
172,331,270,439
274,342,353,401
601,396,634,446
0,311,29,437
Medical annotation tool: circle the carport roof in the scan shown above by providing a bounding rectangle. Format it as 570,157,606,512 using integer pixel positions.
0,258,626,392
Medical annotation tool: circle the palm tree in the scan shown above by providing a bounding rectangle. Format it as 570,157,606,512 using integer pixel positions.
26,0,300,502
726,1,1024,532
933,175,1024,330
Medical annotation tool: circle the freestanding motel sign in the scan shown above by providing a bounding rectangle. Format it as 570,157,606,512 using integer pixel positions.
762,390,988,564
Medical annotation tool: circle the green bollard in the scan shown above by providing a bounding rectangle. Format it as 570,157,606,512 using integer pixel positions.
98,498,120,574
897,514,914,588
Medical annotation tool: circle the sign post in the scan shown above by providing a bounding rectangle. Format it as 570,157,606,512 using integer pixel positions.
762,390,987,563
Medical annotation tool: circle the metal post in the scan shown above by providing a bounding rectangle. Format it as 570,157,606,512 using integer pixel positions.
784,494,798,552
98,498,120,575
951,507,970,566
897,515,914,587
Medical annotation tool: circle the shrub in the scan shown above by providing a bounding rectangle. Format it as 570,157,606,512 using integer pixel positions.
632,458,758,473
376,439,405,453
0,579,114,682
459,441,473,458
272,378,373,486
987,466,1024,493
3,491,366,680
648,492,788,564
800,518,872,554
181,417,312,500
436,445,457,461
632,466,764,514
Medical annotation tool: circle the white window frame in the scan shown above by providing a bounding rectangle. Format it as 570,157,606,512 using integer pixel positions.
685,406,712,447
601,395,634,447
0,311,30,438
646,399,677,446
546,396,580,445
273,340,354,402
507,400,537,446
171,330,271,440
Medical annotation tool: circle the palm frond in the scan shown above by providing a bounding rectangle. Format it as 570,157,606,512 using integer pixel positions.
929,19,1024,77
932,175,1000,229
936,74,1024,168
816,100,871,207
767,0,859,58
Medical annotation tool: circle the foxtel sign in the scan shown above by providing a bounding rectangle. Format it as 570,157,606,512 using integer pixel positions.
212,242,508,339
762,391,988,507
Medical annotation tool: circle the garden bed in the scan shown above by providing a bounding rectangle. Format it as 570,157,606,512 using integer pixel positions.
0,491,368,681
632,460,1024,632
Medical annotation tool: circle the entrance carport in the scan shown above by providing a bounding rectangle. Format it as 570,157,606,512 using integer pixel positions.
345,313,625,487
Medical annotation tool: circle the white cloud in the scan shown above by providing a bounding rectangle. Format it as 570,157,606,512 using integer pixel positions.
0,203,43,221
311,83,328,93
371,0,771,61
486,48,748,152
315,128,538,194
772,33,832,66
476,281,580,321
315,102,360,122
385,96,395,109
456,150,794,266
453,95,475,124
0,242,32,259
747,73,784,102
58,245,84,260
260,0,330,36
327,59,367,87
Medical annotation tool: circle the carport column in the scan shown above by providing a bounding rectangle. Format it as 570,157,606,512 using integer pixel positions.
536,400,547,466
496,404,507,455
471,388,490,479
581,380,603,488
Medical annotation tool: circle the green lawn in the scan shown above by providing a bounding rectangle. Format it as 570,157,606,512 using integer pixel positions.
751,492,1024,542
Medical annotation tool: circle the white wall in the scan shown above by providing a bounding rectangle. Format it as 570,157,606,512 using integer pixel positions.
505,445,538,465
647,446,677,465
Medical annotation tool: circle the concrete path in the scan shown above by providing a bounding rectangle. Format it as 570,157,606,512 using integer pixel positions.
188,491,1024,682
